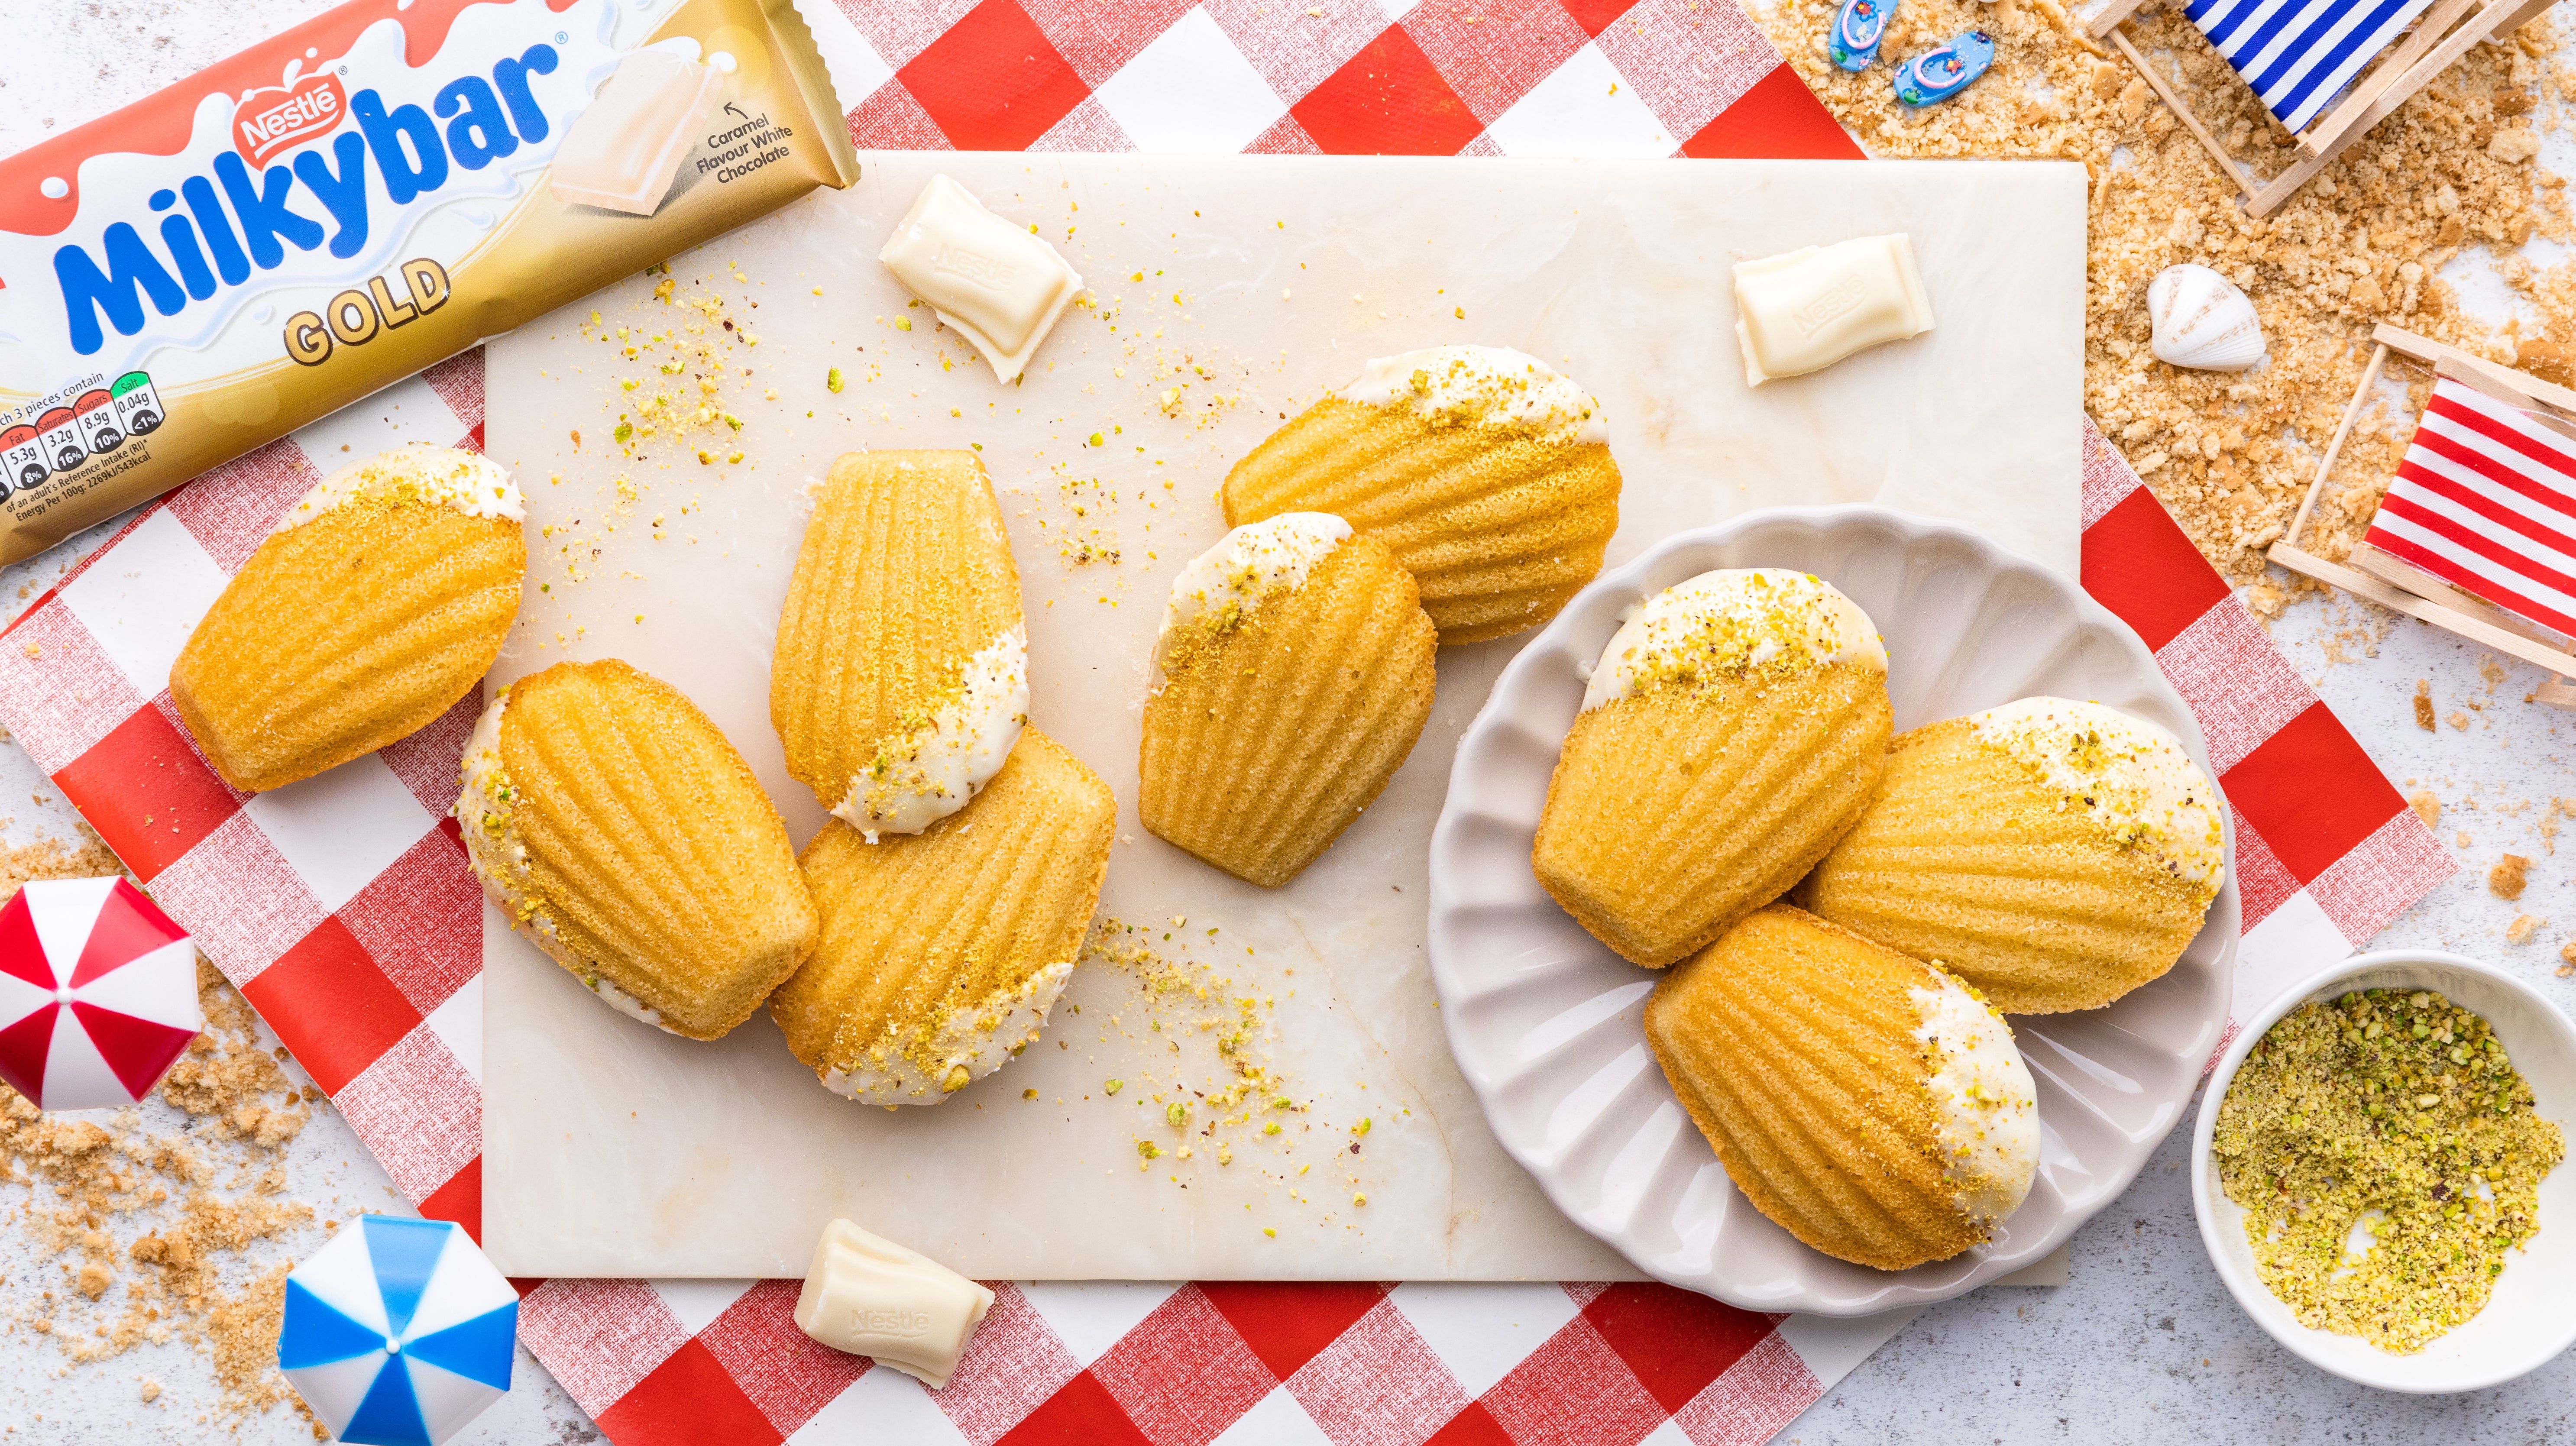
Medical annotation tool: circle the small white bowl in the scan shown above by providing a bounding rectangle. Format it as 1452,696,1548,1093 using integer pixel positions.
2193,951,2576,1392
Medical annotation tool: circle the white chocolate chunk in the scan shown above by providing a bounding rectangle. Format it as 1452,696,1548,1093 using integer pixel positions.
1732,233,1934,385
793,1219,993,1389
880,175,1084,382
548,49,722,217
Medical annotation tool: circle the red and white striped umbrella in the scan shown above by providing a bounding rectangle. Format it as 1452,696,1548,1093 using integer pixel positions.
0,878,199,1111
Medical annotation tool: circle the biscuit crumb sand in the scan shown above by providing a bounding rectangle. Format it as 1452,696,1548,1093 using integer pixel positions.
1748,0,2567,581
0,834,320,1427
2493,853,2533,900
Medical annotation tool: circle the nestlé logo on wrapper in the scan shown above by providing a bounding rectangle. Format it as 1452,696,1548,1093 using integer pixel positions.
233,62,346,170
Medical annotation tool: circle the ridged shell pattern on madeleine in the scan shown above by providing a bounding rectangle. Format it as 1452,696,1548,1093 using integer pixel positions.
1647,904,2040,1271
1223,345,1621,645
772,450,1027,841
772,728,1116,1104
1139,513,1438,888
1796,697,2226,1014
457,659,818,1041
1532,568,1892,967
171,446,524,792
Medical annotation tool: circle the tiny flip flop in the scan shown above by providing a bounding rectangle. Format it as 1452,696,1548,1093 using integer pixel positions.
1828,0,1893,71
1893,30,1995,106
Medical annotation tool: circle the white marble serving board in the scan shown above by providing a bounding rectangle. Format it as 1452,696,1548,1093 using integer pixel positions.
480,151,2084,1279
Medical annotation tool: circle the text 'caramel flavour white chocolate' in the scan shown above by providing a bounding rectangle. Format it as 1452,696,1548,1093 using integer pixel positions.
880,175,1084,382
548,48,725,216
1732,233,1934,385
794,1219,993,1389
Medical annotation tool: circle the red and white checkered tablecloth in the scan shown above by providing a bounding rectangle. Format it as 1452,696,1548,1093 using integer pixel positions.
0,3,2456,1443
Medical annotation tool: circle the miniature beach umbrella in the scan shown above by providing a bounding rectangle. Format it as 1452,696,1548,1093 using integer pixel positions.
281,1216,518,1446
0,877,198,1110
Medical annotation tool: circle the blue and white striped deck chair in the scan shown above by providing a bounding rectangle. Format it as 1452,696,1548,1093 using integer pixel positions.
2184,0,2435,133
2088,0,2547,217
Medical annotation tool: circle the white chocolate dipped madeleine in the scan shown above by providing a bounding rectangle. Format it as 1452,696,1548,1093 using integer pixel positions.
1139,513,1438,888
1223,346,1620,644
1797,697,2225,1014
1533,568,1892,967
172,446,524,791
457,659,817,1040
1646,903,2039,1271
772,449,1028,841
773,729,1114,1103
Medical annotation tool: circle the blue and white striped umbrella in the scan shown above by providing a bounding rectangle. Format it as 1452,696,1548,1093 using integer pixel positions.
279,1216,518,1446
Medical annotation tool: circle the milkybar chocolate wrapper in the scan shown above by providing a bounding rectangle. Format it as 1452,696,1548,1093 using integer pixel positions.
1733,233,1934,385
548,47,723,216
880,174,1084,384
0,0,860,564
794,1218,993,1390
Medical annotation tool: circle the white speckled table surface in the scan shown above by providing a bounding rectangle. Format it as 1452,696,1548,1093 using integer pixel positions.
8,1,2576,1440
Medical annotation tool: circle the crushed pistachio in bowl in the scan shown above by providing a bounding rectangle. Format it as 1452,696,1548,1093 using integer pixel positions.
2212,987,2564,1353
2193,951,2576,1393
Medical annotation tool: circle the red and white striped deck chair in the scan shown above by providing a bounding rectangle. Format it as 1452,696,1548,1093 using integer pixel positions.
2370,377,2576,634
2271,323,2576,705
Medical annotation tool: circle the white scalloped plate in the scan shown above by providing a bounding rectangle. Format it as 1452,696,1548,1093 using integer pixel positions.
1426,506,2239,1316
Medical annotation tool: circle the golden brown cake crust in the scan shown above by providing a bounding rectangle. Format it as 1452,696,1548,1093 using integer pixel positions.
1223,396,1620,645
771,449,1023,812
1646,904,1981,1271
1139,533,1437,888
171,505,523,792
1532,663,1892,967
1796,718,2213,1013
499,659,816,1040
772,728,1116,1100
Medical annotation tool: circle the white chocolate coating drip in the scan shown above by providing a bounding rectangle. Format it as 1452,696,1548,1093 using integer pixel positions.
1579,567,1885,711
836,625,1029,843
1969,697,2226,894
454,694,680,1036
1152,513,1352,683
819,960,1071,1106
1733,233,1935,385
1909,967,2039,1232
879,174,1084,383
281,447,523,531
795,1218,994,1389
1334,345,1608,446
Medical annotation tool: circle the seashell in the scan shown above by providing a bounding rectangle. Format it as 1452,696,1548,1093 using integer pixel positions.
2147,264,2266,372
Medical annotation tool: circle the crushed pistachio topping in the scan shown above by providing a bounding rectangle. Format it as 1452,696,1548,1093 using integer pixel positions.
282,447,522,531
837,626,1028,842
1152,514,1349,683
2214,989,2565,1354
821,959,1072,1106
1579,568,1885,711
1334,344,1608,447
1970,697,2226,895
1909,968,2039,1231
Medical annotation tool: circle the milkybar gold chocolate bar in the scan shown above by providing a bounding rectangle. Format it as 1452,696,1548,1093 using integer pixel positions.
0,0,860,564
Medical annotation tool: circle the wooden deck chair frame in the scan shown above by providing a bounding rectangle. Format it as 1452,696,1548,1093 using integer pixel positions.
2087,0,2553,218
2269,323,2576,708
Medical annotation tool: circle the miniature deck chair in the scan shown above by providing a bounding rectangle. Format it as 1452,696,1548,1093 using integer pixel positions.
2270,324,2576,707
2089,0,2556,217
